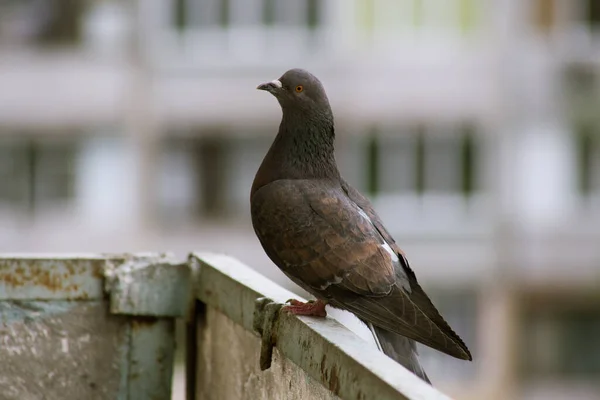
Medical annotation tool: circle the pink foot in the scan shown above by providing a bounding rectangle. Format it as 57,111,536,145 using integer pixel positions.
282,299,327,317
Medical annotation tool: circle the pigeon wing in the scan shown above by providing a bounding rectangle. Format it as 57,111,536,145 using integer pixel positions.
251,179,471,360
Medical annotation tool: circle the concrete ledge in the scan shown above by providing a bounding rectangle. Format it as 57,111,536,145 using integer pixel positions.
192,252,453,400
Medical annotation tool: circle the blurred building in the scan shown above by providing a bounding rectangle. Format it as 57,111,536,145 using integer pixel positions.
0,1,599,399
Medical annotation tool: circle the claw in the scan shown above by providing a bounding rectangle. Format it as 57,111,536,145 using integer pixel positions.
281,299,327,317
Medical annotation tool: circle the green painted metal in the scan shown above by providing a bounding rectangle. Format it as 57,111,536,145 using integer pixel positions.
104,254,192,318
192,252,454,400
127,318,176,400
0,254,185,400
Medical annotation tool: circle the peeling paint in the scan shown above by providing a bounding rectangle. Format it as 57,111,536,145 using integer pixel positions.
79,334,91,343
61,338,69,353
0,300,79,325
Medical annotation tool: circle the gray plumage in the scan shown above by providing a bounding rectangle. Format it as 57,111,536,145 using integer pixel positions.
251,68,471,385
368,322,430,383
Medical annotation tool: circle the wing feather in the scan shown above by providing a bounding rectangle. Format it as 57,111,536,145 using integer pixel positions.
251,178,471,360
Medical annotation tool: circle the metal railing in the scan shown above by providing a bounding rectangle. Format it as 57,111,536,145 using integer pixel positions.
189,252,453,400
0,253,453,400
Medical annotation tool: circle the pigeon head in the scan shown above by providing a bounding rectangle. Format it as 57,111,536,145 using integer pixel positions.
257,68,332,118
252,68,339,193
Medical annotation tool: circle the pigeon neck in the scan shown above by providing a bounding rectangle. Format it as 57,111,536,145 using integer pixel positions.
251,110,339,196
282,111,337,168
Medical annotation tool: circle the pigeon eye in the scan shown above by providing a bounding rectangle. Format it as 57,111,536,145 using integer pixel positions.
295,85,303,93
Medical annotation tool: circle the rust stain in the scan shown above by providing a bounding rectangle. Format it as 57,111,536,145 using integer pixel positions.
131,317,159,331
65,262,76,275
320,353,340,396
92,264,104,279
320,353,327,377
0,261,90,297
328,364,340,395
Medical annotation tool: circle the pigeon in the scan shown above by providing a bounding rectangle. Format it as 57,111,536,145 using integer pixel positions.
250,68,472,384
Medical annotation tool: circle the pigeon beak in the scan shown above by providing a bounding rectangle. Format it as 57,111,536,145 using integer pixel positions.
257,79,283,93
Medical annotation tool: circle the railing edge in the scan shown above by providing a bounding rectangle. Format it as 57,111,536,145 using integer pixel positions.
190,252,453,400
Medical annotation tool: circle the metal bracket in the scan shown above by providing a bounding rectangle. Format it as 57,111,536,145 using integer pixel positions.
103,254,192,318
253,297,283,371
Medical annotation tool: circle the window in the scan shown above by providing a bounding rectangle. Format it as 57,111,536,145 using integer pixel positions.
412,0,424,28
460,124,476,196
565,64,597,97
335,134,370,194
458,0,478,34
425,125,478,196
0,0,85,46
156,138,197,224
565,66,599,198
586,0,600,28
174,0,230,28
532,0,556,35
365,127,421,196
424,134,463,193
0,140,30,209
356,0,375,32
33,140,77,205
158,132,245,223
575,125,599,196
228,135,272,217
0,138,76,213
365,131,379,196
195,136,229,218
366,123,479,197
377,133,418,194
173,0,322,30
360,0,480,35
520,300,600,379
418,289,479,381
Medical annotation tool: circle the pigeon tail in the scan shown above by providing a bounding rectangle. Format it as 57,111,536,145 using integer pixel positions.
368,323,431,385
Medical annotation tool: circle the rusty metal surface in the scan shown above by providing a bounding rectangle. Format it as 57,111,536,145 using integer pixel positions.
0,301,130,400
104,254,191,318
192,252,454,400
0,255,111,300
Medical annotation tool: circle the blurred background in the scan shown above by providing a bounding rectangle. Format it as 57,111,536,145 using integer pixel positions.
0,0,599,399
